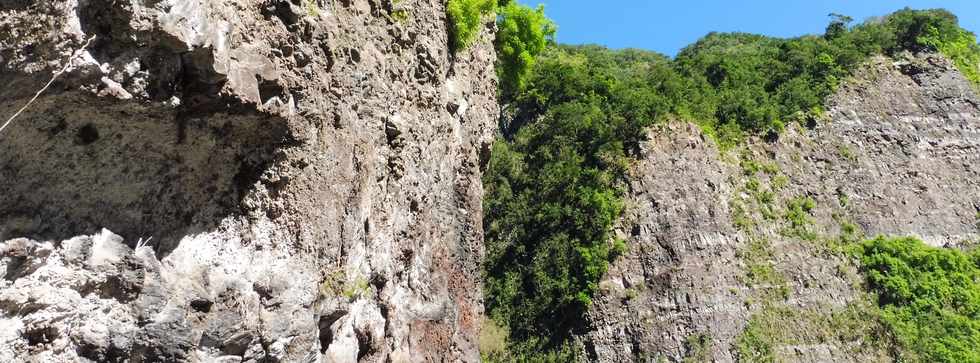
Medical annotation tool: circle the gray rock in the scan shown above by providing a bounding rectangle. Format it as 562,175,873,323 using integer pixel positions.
0,0,498,361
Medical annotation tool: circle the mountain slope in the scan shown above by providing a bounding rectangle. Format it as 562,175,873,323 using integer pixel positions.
578,52,980,362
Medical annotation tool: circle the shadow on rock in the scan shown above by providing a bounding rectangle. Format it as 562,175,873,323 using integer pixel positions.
0,91,292,256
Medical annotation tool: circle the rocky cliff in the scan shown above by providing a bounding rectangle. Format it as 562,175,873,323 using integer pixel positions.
0,0,498,361
579,52,980,362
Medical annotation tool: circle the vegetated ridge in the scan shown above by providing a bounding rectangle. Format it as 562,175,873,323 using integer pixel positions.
481,7,980,361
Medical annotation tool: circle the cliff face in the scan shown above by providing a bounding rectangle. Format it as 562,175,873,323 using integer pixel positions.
0,0,498,361
579,53,980,362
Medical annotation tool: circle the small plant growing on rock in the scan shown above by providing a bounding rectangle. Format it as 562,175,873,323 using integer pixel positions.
623,288,638,301
838,144,857,162
731,200,754,231
392,9,409,22
739,238,789,298
318,270,346,298
304,0,319,17
319,271,371,301
389,0,409,22
745,177,761,192
771,175,789,191
682,333,713,363
782,196,817,240
341,278,371,300
760,162,780,175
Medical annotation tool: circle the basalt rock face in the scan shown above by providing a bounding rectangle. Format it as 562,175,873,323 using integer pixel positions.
579,53,980,362
0,0,498,361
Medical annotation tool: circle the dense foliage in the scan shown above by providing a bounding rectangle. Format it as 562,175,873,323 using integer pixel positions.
482,7,980,358
484,47,679,355
496,3,556,97
854,236,980,362
446,0,497,51
673,8,980,145
447,0,555,97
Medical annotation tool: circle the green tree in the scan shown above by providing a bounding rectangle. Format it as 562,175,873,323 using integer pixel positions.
446,0,497,51
825,13,854,40
496,3,556,97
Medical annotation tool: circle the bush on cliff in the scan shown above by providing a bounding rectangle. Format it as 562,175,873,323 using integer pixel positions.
447,0,555,97
854,236,980,362
446,0,497,50
496,3,556,98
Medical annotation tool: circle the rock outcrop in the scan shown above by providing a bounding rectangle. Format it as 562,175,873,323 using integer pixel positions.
0,0,498,361
579,53,980,362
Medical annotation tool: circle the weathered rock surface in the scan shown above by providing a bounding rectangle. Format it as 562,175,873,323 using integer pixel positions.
579,53,980,362
0,0,498,361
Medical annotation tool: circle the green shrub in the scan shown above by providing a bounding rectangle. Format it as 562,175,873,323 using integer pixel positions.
854,236,980,362
915,13,980,89
485,45,682,355
782,197,817,240
739,238,787,293
446,0,497,51
683,333,713,363
496,3,556,97
735,306,782,363
447,1,555,97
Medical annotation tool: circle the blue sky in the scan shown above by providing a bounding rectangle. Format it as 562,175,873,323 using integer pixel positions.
517,1,980,57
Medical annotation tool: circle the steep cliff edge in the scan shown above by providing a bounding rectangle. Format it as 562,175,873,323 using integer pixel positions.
0,0,498,361
580,52,980,362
